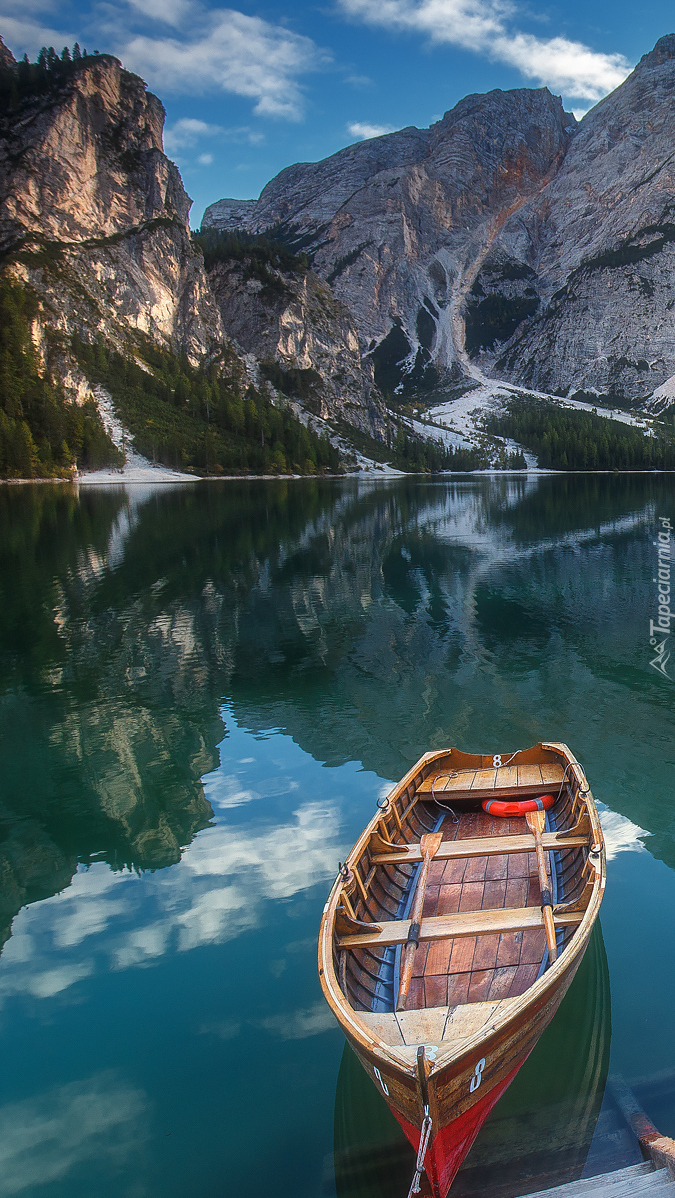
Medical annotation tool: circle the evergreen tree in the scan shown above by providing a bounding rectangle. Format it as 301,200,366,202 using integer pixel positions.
73,43,82,60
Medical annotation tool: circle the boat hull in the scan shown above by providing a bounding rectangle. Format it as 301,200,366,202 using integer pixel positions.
394,1060,525,1197
319,743,606,1197
345,876,589,1196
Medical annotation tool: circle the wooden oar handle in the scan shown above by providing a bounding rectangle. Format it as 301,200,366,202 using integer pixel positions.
526,810,558,964
397,857,431,1011
397,833,443,1011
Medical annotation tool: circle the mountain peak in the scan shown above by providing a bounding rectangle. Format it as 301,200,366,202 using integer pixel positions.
638,33,675,67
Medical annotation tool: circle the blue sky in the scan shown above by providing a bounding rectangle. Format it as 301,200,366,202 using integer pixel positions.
0,0,672,223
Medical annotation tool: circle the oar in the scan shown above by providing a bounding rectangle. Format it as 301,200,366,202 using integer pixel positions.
526,808,558,963
397,832,444,1011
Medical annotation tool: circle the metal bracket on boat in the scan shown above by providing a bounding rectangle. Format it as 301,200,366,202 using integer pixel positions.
337,863,358,904
407,1111,433,1197
407,1047,433,1198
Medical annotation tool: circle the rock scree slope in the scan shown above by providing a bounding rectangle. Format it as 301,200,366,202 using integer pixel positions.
205,36,675,411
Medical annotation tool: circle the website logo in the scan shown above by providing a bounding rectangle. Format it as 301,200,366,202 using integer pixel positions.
649,516,673,680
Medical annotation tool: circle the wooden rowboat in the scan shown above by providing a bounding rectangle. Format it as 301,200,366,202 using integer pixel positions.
318,743,606,1197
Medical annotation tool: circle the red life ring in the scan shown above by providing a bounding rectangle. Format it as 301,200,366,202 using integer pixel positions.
482,793,556,817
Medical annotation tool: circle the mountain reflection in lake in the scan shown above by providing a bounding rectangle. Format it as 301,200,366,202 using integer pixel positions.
0,475,674,1197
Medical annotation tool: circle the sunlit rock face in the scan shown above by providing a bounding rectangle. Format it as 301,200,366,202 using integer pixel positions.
0,46,224,363
204,90,576,389
0,40,388,439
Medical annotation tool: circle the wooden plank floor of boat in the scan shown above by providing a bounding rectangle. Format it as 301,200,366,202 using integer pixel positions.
408,809,547,1008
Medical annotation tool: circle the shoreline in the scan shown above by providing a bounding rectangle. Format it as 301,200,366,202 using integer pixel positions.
4,467,675,486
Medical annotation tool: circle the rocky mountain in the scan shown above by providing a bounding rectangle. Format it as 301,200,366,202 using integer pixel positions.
202,238,387,438
204,89,576,397
0,47,222,365
204,35,675,410
475,34,675,403
0,39,385,478
6,29,675,478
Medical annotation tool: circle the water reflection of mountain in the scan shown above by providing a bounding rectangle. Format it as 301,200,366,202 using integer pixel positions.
333,924,611,1198
0,485,220,952
210,475,673,869
1,475,673,952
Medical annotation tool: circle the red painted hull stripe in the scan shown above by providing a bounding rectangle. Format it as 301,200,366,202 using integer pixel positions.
392,1059,527,1198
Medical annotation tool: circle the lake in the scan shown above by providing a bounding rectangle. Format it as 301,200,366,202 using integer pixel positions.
0,474,673,1198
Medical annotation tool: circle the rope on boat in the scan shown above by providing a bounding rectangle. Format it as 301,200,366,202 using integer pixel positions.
556,760,590,801
430,750,524,822
430,795,459,824
407,1108,433,1197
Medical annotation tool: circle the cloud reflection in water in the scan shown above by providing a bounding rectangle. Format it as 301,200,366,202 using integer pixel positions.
0,718,344,1006
0,1071,147,1197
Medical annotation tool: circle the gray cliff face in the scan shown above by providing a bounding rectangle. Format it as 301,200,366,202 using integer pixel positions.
0,52,224,364
203,90,576,391
206,258,387,437
473,35,675,400
204,38,675,405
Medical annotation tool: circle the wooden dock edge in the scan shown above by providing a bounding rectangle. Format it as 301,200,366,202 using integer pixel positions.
609,1074,675,1181
645,1137,675,1180
515,1078,675,1197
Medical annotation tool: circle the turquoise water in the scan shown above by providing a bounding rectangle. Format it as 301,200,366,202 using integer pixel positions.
0,475,674,1197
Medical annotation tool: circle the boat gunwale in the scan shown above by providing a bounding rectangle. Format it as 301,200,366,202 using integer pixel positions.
318,741,605,1079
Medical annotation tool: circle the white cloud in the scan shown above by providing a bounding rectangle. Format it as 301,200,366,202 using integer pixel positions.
199,1018,241,1039
491,31,631,101
119,6,330,118
345,73,374,88
202,768,298,809
113,921,171,970
336,0,632,103
0,15,74,59
25,962,94,998
125,0,193,27
163,117,224,152
348,120,397,139
163,117,265,163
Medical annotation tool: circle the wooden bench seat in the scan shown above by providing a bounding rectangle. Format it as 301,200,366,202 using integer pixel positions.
415,763,565,803
371,831,587,865
337,904,584,951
